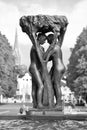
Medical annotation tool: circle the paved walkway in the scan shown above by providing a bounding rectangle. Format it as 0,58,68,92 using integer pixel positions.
1,103,87,121
0,103,32,120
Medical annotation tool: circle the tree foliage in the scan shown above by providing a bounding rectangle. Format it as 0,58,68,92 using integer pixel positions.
14,64,28,78
0,32,17,97
67,27,87,95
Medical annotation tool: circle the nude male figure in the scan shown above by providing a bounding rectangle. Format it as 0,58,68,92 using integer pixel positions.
29,33,46,108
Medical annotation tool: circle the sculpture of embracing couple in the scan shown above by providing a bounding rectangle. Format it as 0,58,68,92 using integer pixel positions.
20,15,68,109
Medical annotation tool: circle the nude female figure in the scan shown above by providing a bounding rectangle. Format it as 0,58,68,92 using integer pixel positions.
29,33,46,108
44,33,65,108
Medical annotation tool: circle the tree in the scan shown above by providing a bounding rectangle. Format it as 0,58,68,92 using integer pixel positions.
67,27,87,95
0,32,17,97
14,64,28,78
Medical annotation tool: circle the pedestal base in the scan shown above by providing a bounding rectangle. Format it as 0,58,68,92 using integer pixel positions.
26,108,64,120
25,108,87,121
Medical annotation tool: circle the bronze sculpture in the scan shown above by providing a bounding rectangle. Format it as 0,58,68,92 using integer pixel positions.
44,33,65,108
20,15,68,109
29,33,47,108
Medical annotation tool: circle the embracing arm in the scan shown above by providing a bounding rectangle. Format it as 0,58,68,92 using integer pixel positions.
44,31,60,62
43,46,54,62
43,38,56,62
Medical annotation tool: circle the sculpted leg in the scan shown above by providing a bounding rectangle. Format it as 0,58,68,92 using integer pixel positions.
32,80,37,108
29,63,44,108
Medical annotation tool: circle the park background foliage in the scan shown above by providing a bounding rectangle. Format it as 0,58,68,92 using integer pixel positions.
0,32,28,97
0,32,17,97
67,27,87,96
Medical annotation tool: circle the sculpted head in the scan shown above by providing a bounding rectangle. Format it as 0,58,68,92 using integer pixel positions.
47,33,54,44
37,33,47,45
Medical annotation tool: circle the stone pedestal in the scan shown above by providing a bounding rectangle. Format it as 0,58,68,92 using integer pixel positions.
26,108,64,120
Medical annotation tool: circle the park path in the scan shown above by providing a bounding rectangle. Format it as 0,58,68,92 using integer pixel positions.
0,103,32,116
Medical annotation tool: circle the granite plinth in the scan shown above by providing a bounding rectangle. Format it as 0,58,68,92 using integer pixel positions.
25,108,87,121
26,108,64,120
26,108,63,115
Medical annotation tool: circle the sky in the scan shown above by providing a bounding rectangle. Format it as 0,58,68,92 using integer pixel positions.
0,0,87,67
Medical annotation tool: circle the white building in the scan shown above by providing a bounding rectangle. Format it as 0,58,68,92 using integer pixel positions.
17,73,32,103
13,29,32,103
61,79,76,104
